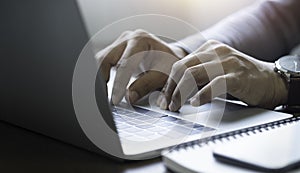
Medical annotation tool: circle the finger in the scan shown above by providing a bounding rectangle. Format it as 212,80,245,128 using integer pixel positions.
195,40,232,56
156,84,167,106
168,60,225,111
127,71,168,103
146,51,179,106
97,31,132,82
111,40,148,105
163,57,223,111
168,69,198,111
157,55,201,109
190,74,234,106
100,47,126,82
158,50,221,109
167,64,206,111
158,71,180,109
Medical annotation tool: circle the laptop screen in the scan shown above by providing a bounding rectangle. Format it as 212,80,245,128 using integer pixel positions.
0,0,118,149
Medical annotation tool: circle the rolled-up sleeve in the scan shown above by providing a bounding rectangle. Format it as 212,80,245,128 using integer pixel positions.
178,0,300,61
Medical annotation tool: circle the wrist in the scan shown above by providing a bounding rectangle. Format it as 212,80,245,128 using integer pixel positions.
274,70,289,106
264,62,288,108
274,55,300,107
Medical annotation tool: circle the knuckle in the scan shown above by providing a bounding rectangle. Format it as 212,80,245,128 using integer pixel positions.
213,44,231,55
182,67,199,84
224,56,247,71
116,31,132,42
171,61,187,76
211,76,227,91
116,30,150,44
227,56,240,64
226,74,240,93
172,61,183,72
214,75,225,83
201,40,232,56
134,29,148,35
130,30,153,43
222,56,236,66
121,30,131,37
183,67,195,77
133,29,152,40
95,49,106,59
206,39,221,45
132,29,158,43
170,61,190,83
95,48,111,63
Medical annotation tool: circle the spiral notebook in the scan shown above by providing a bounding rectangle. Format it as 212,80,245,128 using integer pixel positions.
162,117,300,173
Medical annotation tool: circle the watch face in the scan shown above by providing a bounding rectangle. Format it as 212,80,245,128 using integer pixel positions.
278,55,300,73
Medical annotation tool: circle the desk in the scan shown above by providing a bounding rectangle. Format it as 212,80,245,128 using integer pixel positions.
3,112,299,173
0,121,168,173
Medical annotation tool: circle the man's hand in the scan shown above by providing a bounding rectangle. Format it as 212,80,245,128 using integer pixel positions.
157,40,288,111
96,29,186,105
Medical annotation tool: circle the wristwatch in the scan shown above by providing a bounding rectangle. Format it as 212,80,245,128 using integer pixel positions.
274,55,300,107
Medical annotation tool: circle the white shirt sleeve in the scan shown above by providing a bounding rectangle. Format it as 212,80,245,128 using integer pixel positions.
177,0,300,61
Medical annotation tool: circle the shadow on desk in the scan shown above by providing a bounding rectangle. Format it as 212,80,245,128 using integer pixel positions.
0,121,167,173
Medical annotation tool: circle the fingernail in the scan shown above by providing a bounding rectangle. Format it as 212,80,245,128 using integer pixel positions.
190,98,199,106
129,91,139,103
160,97,168,110
169,101,177,111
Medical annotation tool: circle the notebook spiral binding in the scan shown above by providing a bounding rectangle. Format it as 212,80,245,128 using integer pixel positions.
172,116,300,151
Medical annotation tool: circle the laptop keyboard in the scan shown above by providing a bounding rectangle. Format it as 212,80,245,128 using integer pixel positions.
112,106,215,141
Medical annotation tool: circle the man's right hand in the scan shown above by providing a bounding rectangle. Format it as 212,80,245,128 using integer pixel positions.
96,29,186,105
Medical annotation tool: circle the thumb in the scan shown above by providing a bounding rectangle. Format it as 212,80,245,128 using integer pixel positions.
127,71,168,103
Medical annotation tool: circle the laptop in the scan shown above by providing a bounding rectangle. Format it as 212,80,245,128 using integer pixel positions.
1,0,292,160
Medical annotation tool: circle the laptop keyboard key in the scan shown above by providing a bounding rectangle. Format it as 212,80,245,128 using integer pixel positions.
123,136,147,142
123,127,141,133
155,121,175,127
175,120,193,126
160,116,178,122
193,123,205,129
113,106,215,140
116,123,131,130
125,119,144,125
135,130,155,137
135,115,153,121
172,125,193,134
118,132,132,138
141,118,160,124
148,126,166,132
124,113,140,118
135,124,156,129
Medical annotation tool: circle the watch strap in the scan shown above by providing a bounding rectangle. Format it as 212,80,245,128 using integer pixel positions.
288,77,300,106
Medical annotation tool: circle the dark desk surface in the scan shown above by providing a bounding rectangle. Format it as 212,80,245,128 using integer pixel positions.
4,111,299,173
0,121,167,173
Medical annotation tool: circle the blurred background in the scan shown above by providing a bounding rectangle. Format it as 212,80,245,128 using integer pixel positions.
77,0,257,47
